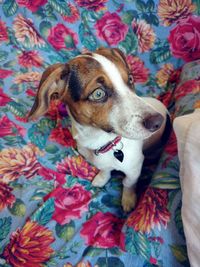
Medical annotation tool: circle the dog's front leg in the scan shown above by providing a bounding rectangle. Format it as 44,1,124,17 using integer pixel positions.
122,156,144,212
92,169,111,187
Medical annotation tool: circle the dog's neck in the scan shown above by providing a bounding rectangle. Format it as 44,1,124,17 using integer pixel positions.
70,116,117,150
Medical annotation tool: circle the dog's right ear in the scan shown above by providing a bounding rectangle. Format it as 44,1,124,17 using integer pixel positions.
28,63,69,121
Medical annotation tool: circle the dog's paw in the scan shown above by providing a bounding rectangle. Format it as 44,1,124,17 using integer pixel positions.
92,172,110,187
122,187,137,212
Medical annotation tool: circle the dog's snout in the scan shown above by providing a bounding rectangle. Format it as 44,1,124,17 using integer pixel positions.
143,113,164,132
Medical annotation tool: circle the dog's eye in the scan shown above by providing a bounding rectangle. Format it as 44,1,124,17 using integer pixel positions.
88,88,107,102
128,74,134,85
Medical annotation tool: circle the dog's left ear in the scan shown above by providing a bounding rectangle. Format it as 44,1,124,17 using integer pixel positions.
28,63,69,121
112,48,128,66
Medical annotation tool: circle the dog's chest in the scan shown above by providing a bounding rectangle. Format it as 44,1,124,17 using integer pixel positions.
77,138,143,171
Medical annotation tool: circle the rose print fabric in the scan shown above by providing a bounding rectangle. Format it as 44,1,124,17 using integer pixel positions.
0,1,200,266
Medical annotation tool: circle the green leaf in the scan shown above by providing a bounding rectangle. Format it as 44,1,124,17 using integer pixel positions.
7,101,27,117
109,247,122,256
3,60,16,68
0,217,12,242
28,118,56,149
39,21,52,39
66,175,77,188
101,194,121,208
126,228,151,261
48,0,71,16
2,0,18,17
150,41,171,64
79,23,97,51
8,199,26,217
96,257,124,267
151,177,180,189
30,188,52,201
55,221,75,241
81,10,104,23
170,245,189,266
122,10,139,24
119,31,138,54
0,51,9,62
136,0,146,11
31,198,55,225
149,14,159,26
193,0,200,15
82,246,104,257
45,144,59,154
146,0,155,11
141,13,151,24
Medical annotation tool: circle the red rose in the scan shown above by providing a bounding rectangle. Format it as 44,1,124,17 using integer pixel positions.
126,55,149,83
168,15,200,62
47,24,78,51
0,20,8,42
0,88,11,106
75,0,107,11
38,166,66,185
80,212,125,250
95,12,128,46
0,115,26,137
44,185,91,225
49,125,76,148
0,182,16,211
0,69,13,79
164,131,177,157
157,91,173,108
174,80,200,101
16,0,47,12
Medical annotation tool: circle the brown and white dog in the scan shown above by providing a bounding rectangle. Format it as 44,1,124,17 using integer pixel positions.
28,47,167,212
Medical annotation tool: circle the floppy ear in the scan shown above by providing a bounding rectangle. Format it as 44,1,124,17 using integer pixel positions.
111,48,130,70
28,63,69,120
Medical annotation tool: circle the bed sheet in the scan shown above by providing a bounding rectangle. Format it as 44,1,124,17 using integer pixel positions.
0,1,200,267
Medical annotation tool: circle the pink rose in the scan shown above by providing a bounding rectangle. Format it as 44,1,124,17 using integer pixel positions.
168,15,200,62
75,0,107,11
18,51,43,68
44,185,91,225
47,24,78,51
16,0,47,12
0,20,8,43
95,12,128,46
80,212,125,250
0,88,11,106
0,69,13,79
126,55,149,83
0,115,26,137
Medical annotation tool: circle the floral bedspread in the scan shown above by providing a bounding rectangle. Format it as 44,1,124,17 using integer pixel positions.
0,1,200,266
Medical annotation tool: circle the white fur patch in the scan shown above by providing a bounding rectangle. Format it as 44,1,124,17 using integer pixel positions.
92,53,129,96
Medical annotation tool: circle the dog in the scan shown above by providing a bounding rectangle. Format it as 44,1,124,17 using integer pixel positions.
28,47,167,212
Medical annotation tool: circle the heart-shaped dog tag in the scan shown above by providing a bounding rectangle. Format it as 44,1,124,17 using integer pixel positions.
113,150,124,162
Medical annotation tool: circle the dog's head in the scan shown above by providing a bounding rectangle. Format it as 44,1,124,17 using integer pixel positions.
28,47,164,139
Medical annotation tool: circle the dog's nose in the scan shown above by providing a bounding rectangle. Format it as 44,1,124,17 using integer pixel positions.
143,113,164,132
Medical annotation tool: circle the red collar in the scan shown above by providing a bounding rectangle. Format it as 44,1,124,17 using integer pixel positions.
94,136,122,155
